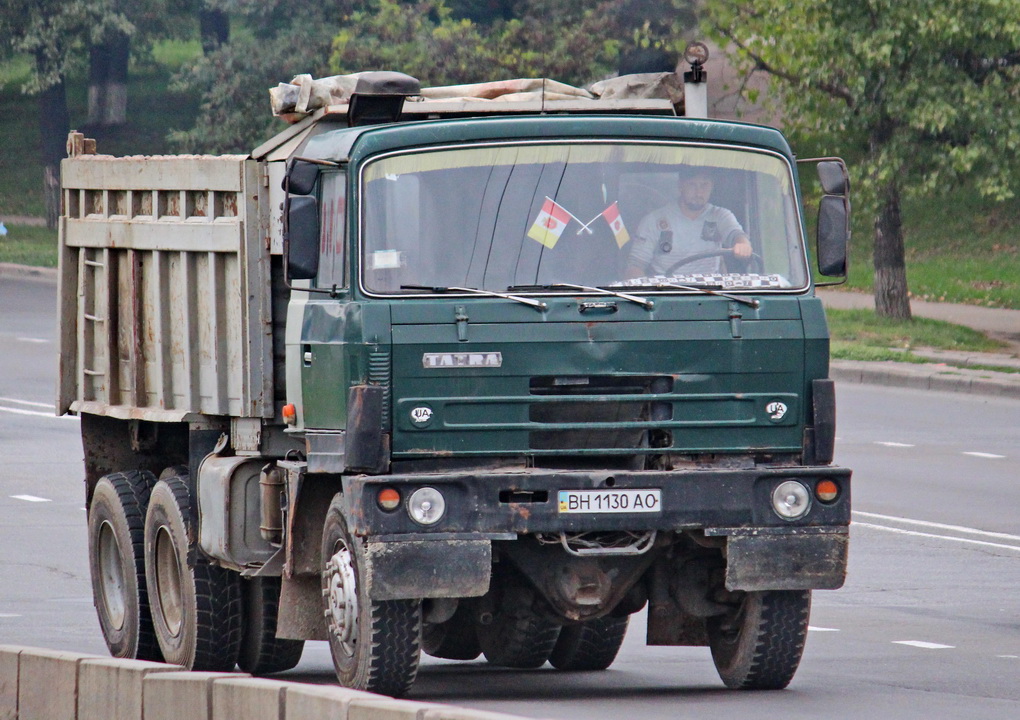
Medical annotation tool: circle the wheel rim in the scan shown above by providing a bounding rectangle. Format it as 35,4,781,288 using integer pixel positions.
324,541,359,657
154,525,184,637
97,520,127,631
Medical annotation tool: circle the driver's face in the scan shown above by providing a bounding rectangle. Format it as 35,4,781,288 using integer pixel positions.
678,175,714,213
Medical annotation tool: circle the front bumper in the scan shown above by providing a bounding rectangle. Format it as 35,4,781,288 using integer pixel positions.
342,465,851,537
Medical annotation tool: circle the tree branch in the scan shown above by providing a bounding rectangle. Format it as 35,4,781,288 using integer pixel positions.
715,26,856,108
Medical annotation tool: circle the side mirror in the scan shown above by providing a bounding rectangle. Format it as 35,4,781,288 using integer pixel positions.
799,157,851,283
286,196,319,280
816,160,849,196
817,195,849,277
286,160,320,196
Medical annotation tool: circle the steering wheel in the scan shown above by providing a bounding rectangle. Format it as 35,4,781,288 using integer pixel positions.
662,248,764,276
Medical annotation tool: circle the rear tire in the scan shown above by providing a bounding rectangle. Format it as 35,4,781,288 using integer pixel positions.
478,600,561,669
238,576,305,674
549,615,629,671
707,590,811,690
87,471,163,661
321,494,421,696
422,604,481,661
144,475,242,670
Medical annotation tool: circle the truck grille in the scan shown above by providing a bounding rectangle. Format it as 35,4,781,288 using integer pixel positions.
528,375,672,451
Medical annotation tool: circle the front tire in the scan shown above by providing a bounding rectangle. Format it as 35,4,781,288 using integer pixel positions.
144,474,241,670
321,494,421,696
549,615,629,671
87,471,162,661
707,590,811,690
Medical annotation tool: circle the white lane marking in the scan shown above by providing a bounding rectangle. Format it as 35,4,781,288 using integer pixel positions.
0,396,51,408
854,522,1020,553
998,655,1019,659
854,511,1020,543
0,405,76,420
10,495,52,503
0,613,22,618
874,441,915,447
962,451,1006,459
893,641,954,650
17,337,49,344
808,626,840,632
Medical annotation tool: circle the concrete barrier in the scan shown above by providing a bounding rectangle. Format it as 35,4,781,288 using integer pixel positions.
347,696,425,720
283,684,378,720
211,677,290,720
0,645,536,720
14,648,102,720
143,672,246,720
78,658,185,720
0,646,26,720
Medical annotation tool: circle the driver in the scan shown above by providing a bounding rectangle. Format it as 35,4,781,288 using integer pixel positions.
625,166,752,279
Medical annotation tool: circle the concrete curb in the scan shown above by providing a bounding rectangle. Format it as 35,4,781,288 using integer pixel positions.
0,263,57,282
0,645,534,720
831,359,1020,400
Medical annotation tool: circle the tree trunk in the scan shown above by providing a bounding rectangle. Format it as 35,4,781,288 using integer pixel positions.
872,179,912,319
38,69,70,230
88,32,129,126
199,9,230,54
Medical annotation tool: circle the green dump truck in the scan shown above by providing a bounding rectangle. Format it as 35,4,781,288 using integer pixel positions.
59,66,852,697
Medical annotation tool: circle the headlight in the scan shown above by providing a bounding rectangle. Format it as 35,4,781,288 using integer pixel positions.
771,480,811,520
408,487,445,525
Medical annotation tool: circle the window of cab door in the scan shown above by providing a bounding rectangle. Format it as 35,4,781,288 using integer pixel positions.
316,170,347,291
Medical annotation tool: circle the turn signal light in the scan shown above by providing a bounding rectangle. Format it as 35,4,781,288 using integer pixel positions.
377,487,401,511
816,480,839,503
282,403,297,426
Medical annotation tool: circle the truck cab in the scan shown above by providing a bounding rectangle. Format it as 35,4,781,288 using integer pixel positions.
280,73,851,693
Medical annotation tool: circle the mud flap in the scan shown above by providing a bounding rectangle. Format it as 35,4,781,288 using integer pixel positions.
364,539,491,600
722,529,848,591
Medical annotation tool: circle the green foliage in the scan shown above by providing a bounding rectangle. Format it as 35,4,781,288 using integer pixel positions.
330,0,632,87
171,0,693,152
0,1,109,92
169,1,348,152
704,0,1020,215
0,0,195,94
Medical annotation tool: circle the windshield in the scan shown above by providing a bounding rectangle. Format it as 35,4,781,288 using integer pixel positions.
359,142,807,294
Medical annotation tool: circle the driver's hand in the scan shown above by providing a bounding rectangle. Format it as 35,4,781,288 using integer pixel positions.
732,237,753,259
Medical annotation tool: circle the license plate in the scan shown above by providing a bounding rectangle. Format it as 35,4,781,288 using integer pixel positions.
558,489,662,514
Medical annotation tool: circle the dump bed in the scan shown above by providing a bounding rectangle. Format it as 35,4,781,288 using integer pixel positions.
56,149,274,421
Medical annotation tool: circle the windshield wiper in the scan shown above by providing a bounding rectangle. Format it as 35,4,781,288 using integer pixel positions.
400,284,547,311
507,283,654,310
640,281,760,309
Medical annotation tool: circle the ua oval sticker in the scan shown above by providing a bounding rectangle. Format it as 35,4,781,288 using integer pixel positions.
410,406,434,426
765,401,788,422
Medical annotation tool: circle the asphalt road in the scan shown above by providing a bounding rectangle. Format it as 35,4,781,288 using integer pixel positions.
1,274,1018,719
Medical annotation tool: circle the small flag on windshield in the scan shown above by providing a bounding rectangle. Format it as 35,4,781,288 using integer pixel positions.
527,197,572,248
602,202,630,248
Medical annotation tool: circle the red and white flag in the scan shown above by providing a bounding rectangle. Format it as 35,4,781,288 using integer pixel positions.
527,197,572,248
602,202,630,248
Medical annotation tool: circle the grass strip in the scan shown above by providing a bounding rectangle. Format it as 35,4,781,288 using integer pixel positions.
0,224,57,267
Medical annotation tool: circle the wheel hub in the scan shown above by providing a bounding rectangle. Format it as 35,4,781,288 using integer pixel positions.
324,546,358,651
97,520,127,631
154,525,184,637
